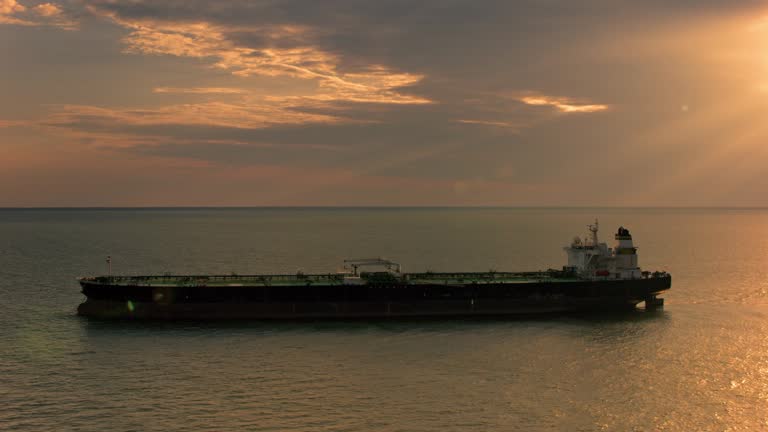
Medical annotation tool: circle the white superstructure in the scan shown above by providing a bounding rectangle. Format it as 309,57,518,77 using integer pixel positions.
563,220,642,280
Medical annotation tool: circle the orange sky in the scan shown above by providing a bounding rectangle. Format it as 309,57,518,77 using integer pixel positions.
2,0,768,206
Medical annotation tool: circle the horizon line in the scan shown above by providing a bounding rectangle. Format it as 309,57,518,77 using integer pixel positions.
2,205,768,210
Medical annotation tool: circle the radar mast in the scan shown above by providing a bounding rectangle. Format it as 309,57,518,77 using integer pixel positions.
587,219,599,246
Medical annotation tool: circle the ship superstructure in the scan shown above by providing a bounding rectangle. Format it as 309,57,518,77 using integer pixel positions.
564,220,642,280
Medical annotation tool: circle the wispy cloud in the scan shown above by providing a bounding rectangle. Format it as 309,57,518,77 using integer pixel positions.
520,95,609,113
153,87,248,95
0,0,76,29
46,100,353,132
0,119,27,128
454,119,522,129
86,6,431,106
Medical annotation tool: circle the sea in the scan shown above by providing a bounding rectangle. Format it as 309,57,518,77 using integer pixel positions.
1,207,767,431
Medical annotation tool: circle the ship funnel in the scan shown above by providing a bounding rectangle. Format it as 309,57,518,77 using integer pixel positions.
614,226,639,278
615,226,635,249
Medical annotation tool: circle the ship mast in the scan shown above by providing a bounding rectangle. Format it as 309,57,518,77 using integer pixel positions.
587,219,599,246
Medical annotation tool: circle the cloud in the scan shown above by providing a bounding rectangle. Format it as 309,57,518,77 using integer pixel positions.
17,0,766,206
454,119,522,130
520,96,609,113
153,87,248,95
0,119,28,128
46,100,354,133
38,97,532,185
86,5,431,106
60,0,615,162
0,0,76,28
0,0,28,24
32,3,61,17
0,0,24,14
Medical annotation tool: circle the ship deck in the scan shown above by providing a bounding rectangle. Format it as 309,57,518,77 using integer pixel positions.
81,271,583,287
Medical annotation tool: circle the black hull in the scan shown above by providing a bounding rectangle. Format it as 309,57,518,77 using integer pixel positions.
78,276,671,320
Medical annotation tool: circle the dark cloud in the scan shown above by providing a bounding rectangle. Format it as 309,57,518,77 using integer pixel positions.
84,0,762,71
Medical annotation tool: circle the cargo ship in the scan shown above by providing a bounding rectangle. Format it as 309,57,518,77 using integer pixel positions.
77,222,670,320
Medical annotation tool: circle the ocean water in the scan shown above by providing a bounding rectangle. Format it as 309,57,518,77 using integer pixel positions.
1,207,767,431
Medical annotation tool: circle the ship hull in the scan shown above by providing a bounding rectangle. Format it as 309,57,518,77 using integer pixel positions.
77,276,671,320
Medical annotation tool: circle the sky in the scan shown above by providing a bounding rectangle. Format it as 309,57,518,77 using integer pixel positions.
2,0,768,206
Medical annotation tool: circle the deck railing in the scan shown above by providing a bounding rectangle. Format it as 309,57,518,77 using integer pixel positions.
84,273,346,286
81,269,670,286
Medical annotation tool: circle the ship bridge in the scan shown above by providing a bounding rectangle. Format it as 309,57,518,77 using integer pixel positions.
564,220,642,280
